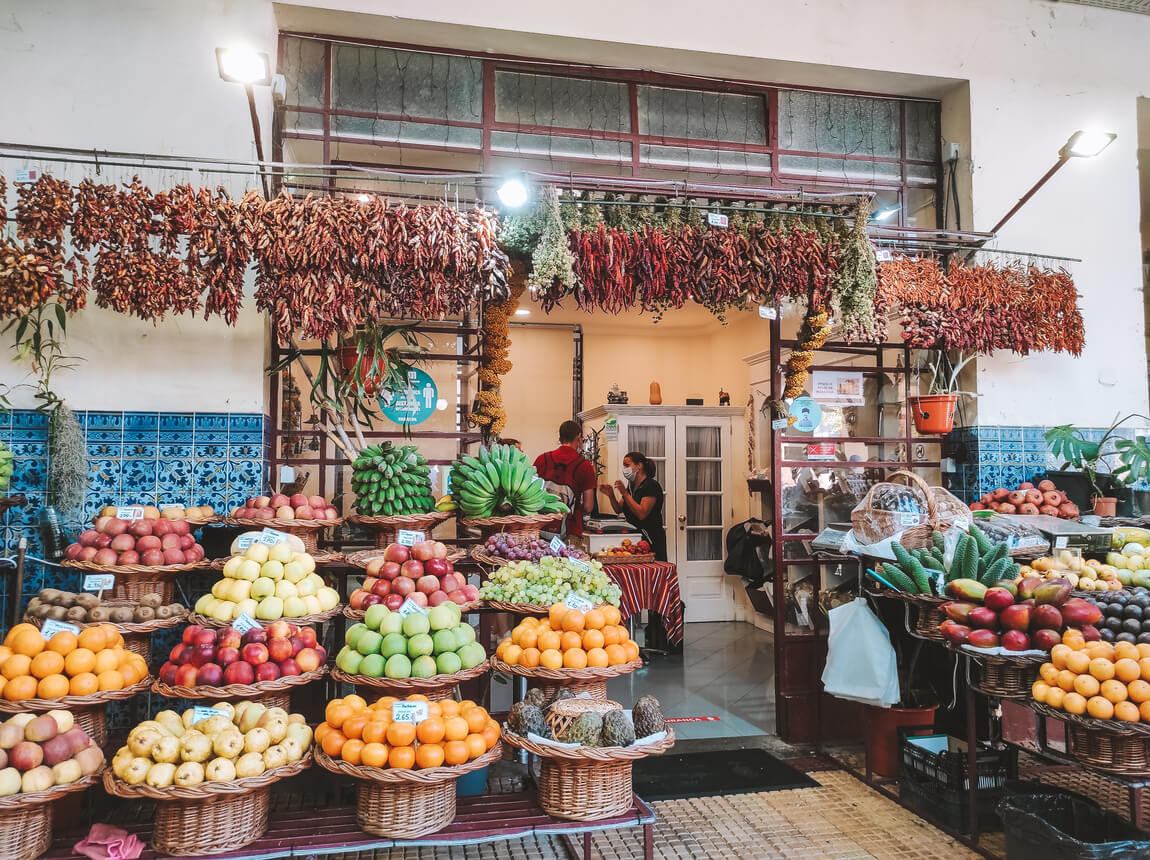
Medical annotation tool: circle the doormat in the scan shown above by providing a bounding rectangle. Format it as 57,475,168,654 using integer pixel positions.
633,749,819,801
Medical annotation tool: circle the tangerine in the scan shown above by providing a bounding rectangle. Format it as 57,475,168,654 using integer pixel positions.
9,629,44,658
46,632,78,656
1140,658,1150,681
361,742,388,768
1032,681,1050,703
417,717,446,744
538,631,562,652
64,649,96,677
68,673,98,696
325,700,353,729
444,716,469,742
584,609,606,630
1115,642,1141,661
1101,679,1129,703
321,729,347,757
1115,701,1141,722
1129,680,1150,704
1062,629,1085,648
1090,658,1117,681
1138,644,1150,660
388,745,416,769
77,627,107,653
1073,674,1100,698
549,604,567,628
36,674,69,699
602,626,624,647
0,647,10,664
438,700,461,718
481,723,500,750
1063,692,1088,715
344,694,368,710
3,624,38,648
386,722,416,747
1141,701,1150,722
97,670,124,691
502,644,523,666
582,629,605,650
560,631,583,651
443,740,469,766
361,721,389,745
315,723,331,743
465,708,487,734
519,647,541,668
100,625,122,648
587,647,609,668
1040,663,1059,685
518,629,539,650
29,651,64,679
1116,659,1142,683
93,649,120,675
340,739,364,764
427,702,442,718
119,663,143,686
1065,651,1091,675
1050,645,1071,670
415,743,444,768
1,654,31,680
465,733,486,759
1045,687,1066,709
3,676,36,701
1085,642,1115,661
540,649,563,669
342,714,368,740
1088,696,1115,719
563,649,588,669
602,606,622,626
605,644,627,666
622,641,640,662
561,610,585,632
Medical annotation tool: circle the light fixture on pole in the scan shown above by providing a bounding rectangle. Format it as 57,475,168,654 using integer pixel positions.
872,204,901,222
496,176,529,209
216,46,273,197
989,129,1117,235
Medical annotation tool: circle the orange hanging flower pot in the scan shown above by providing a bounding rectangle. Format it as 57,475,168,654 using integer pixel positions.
337,344,383,396
908,394,958,435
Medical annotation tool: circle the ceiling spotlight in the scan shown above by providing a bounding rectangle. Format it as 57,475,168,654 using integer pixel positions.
215,46,272,86
514,308,531,316
497,177,529,208
1061,130,1117,159
873,205,901,222
357,193,371,202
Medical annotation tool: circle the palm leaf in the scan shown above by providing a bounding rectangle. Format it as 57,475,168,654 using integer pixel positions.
1044,425,1100,469
1113,436,1150,486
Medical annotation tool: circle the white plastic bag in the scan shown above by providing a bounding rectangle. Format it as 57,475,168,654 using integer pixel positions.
821,598,900,708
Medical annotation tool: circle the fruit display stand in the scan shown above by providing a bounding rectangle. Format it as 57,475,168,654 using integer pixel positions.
330,661,490,703
490,656,643,701
0,681,152,747
457,513,563,541
0,773,103,860
347,512,453,548
314,742,503,838
958,647,1049,699
867,586,948,643
24,602,187,662
151,670,327,713
593,552,655,564
480,600,551,616
220,517,340,554
501,726,674,821
102,754,312,855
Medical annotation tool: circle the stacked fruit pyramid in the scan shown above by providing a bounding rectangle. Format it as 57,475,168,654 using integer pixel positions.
496,604,637,670
352,443,436,517
0,624,149,701
452,444,568,519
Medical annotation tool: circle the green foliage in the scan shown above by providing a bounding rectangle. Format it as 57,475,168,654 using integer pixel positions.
1046,414,1150,496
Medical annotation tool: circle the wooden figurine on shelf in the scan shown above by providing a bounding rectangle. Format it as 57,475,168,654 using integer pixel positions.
719,388,730,406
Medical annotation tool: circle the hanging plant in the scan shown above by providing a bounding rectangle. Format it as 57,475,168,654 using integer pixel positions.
48,403,87,518
784,307,831,400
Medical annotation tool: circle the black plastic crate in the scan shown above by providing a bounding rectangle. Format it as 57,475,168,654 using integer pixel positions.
899,763,1003,834
1000,791,1150,860
899,731,1014,791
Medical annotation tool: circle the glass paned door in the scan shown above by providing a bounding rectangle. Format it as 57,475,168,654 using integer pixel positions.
623,419,673,540
675,417,734,621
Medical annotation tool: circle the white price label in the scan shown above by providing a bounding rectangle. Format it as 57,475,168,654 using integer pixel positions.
258,528,290,546
758,305,778,320
1055,536,1069,549
232,613,261,634
706,212,729,228
900,512,922,527
13,169,39,184
549,536,565,554
391,701,429,724
398,598,428,618
235,534,258,550
40,619,81,640
115,506,145,521
568,559,592,574
397,530,425,547
82,574,115,592
875,249,894,262
771,418,789,430
563,592,595,612
193,706,230,722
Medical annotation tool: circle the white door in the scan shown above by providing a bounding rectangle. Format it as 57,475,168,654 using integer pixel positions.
619,416,675,547
674,416,735,622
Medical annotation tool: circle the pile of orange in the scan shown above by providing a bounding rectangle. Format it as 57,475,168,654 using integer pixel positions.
0,623,149,700
1032,628,1150,722
495,603,639,670
317,694,499,770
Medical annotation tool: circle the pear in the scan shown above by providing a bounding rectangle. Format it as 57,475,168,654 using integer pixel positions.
123,757,152,785
145,762,176,788
206,756,237,782
238,703,267,734
235,752,266,778
174,761,205,787
151,735,181,764
154,711,185,738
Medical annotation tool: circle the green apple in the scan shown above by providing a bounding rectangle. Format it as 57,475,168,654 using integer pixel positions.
228,579,252,603
211,580,230,599
274,580,298,600
364,605,389,631
223,556,244,578
427,605,454,632
435,651,462,675
296,577,318,598
236,559,262,581
358,654,385,678
211,600,236,622
357,630,383,656
402,613,430,637
432,630,457,655
443,602,462,625
346,623,368,650
458,642,486,670
411,655,437,679
268,542,293,564
335,647,363,674
244,543,270,563
379,612,404,636
283,596,306,618
301,595,321,615
235,599,258,619
407,633,434,659
381,633,407,659
194,594,217,615
306,573,325,590
282,561,305,583
384,654,411,679
260,560,285,582
255,596,284,620
295,554,316,575
250,577,276,600
316,587,340,611
453,624,476,649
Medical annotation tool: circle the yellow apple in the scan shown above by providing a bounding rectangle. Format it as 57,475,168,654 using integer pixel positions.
268,542,293,564
294,553,316,575
234,598,259,619
255,596,284,620
251,578,276,600
244,543,270,564
260,560,285,582
194,594,217,615
211,579,230,599
228,579,252,602
236,559,261,582
210,600,236,622
295,576,318,598
316,587,340,612
282,597,306,618
274,580,298,600
301,595,321,615
281,561,305,584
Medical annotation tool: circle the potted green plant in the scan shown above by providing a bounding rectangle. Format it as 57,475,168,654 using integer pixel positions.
1045,415,1150,516
909,351,976,435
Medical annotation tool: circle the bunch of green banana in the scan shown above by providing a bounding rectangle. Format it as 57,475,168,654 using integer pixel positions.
350,442,435,517
0,442,11,492
451,444,569,519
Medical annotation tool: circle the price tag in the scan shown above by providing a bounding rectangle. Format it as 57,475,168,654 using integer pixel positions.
563,592,595,612
231,613,261,634
115,506,145,521
875,249,894,262
391,701,429,724
82,574,115,592
568,559,592,574
258,528,290,546
40,619,81,640
397,530,425,546
398,598,428,618
235,534,258,550
1054,536,1069,549
758,305,778,320
770,418,789,430
899,512,922,527
13,169,39,184
706,212,729,228
193,706,230,722
549,536,565,554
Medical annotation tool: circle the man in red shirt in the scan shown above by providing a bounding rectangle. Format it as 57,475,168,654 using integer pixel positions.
534,420,596,537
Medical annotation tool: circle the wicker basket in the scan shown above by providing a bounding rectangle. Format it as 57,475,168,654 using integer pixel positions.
188,605,342,629
457,513,564,541
851,470,967,551
342,600,480,623
0,773,102,860
501,728,674,821
962,650,1046,699
491,656,641,702
330,662,490,703
545,698,623,739
103,754,311,855
25,601,187,634
347,512,452,548
314,742,502,838
345,547,467,571
0,678,152,746
223,518,340,554
481,600,551,616
152,668,326,710
1031,702,1150,776
62,558,210,574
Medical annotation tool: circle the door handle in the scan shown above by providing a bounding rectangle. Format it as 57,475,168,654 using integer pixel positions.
677,513,686,531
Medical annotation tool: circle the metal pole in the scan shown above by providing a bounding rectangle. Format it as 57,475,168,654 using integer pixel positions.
988,155,1069,236
245,84,271,198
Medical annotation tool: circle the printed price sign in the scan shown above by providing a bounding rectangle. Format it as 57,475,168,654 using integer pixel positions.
231,614,261,634
397,530,425,547
562,592,594,612
193,706,230,722
706,212,729,228
258,528,290,546
875,249,894,262
82,574,115,592
770,418,789,430
758,305,778,320
13,169,39,184
40,619,81,640
115,506,145,521
549,536,565,554
391,701,429,724
398,598,428,618
568,559,592,574
235,534,258,550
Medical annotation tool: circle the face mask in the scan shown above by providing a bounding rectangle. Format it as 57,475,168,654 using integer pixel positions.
622,466,635,481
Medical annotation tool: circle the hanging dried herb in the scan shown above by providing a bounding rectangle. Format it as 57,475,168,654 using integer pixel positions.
528,186,577,300
833,200,883,342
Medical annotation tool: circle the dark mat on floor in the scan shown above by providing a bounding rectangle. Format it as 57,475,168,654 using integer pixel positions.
633,748,819,801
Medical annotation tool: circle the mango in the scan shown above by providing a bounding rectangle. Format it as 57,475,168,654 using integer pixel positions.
946,579,987,602
1033,579,1071,607
941,601,978,623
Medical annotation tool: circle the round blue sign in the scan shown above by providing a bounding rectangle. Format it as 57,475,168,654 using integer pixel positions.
788,396,822,433
380,367,438,426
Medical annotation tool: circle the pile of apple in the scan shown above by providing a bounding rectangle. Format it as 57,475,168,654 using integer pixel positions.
97,504,216,522
349,541,479,613
969,478,1079,519
111,703,312,788
193,540,341,622
939,576,1103,652
64,515,205,567
231,492,340,522
157,622,327,688
0,710,104,797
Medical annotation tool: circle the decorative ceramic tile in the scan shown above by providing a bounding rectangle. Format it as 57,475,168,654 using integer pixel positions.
158,459,195,496
124,412,159,431
122,459,158,495
228,430,263,443
159,445,193,459
193,460,228,497
225,459,264,495
87,442,122,459
122,443,157,459
122,430,158,444
229,414,262,431
194,443,226,459
1001,426,1023,441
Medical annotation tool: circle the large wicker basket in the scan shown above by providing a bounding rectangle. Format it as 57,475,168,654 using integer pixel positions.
188,605,342,629
152,668,327,712
958,648,1046,699
457,513,564,541
491,656,642,701
851,470,968,551
102,754,311,855
0,678,153,746
330,661,490,703
61,559,208,604
501,727,674,820
347,512,452,548
222,517,341,553
0,773,102,860
314,742,502,838
1031,701,1150,776
545,698,623,739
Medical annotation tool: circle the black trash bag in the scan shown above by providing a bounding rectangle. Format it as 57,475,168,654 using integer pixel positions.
999,791,1150,860
724,518,772,588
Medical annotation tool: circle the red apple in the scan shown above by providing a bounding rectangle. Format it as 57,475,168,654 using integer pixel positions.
428,590,451,607
242,627,268,645
256,508,275,520
266,620,292,640
94,533,112,549
255,662,280,681
253,496,272,509
269,493,289,508
160,533,182,550
178,534,194,550
158,662,179,685
77,546,99,562
93,548,118,566
216,647,239,666
431,542,448,559
350,592,367,610
93,516,112,533
460,584,480,602
324,507,339,520
410,592,428,608
224,662,255,685
424,558,450,578
298,627,317,648
308,495,326,511
296,648,321,673
109,533,135,552
372,579,391,597
163,548,187,565
10,741,43,772
362,593,383,609
242,643,269,665
64,543,83,560
185,545,205,562
129,520,153,538
171,519,190,536
450,589,472,605
278,658,301,677
193,629,217,647
104,518,128,536
217,628,242,650
117,551,140,565
191,645,216,667
439,575,460,594
78,529,100,547
294,505,314,520
196,664,224,686
175,664,199,687
314,645,327,664
288,636,305,657
136,535,161,552
267,638,293,663
152,519,173,536
402,560,425,580
171,643,188,661
183,625,204,645
383,544,409,564
393,577,415,597
412,541,436,562
380,562,401,581
366,558,384,577
384,594,404,611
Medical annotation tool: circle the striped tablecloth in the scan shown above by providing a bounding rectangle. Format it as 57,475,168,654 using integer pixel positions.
602,561,684,646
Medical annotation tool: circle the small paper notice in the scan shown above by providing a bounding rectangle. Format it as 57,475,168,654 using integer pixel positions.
193,706,229,722
391,701,429,724
115,506,145,521
398,598,428,617
231,613,261,634
82,574,115,592
41,619,81,640
397,530,425,546
563,592,595,612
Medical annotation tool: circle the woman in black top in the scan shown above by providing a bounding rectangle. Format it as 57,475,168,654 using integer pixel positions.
599,451,668,562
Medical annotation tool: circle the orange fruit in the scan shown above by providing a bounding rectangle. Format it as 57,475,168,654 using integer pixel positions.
344,694,368,710
340,738,364,764
1045,686,1066,709
1062,629,1085,648
3,676,36,701
1,654,31,680
1115,701,1141,722
64,649,96,677
481,722,500,750
501,645,522,666
97,670,124,691
584,609,606,630
68,673,98,696
549,604,567,628
563,649,588,669
1116,659,1142,683
519,647,541,668
560,631,582,651
538,631,562,653
561,610,585,632
46,632,78,656
510,625,524,646
1090,658,1116,681
603,626,624,647
1141,701,1150,722
119,662,143,686
342,713,369,740
427,702,442,718
9,629,45,658
93,649,120,675
605,644,627,666
29,651,64,679
622,641,640,662
458,701,478,714
415,743,444,769
1085,642,1114,661
361,721,388,745
540,649,563,669
315,723,331,743
36,674,68,699
77,627,107,653
1039,663,1059,685
100,625,122,648
495,640,509,660
1032,681,1050,703
417,717,446,744
1101,679,1129,703
1063,692,1088,715
1115,642,1140,661
4,623,38,648
587,647,609,668
388,745,415,769
1073,674,1100,697
602,605,622,626
444,716,469,742
1065,652,1091,674
361,743,388,768
321,730,347,757
465,708,487,734
436,700,459,718
1056,670,1078,692
1088,696,1115,720
465,733,486,759
0,647,10,664
1140,658,1150,681
386,722,416,747
1137,644,1150,660
1128,680,1150,704
582,630,605,650
325,701,352,729
443,740,468,766
518,629,538,650
1050,645,1071,670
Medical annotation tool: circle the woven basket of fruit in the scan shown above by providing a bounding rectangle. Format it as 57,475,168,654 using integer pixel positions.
61,558,210,575
492,656,642,701
222,519,337,553
0,774,102,860
188,606,342,629
594,553,656,564
331,662,489,702
153,669,326,706
25,592,187,633
481,600,552,615
345,546,467,570
458,513,564,541
1031,701,1150,776
348,512,454,548
0,679,152,747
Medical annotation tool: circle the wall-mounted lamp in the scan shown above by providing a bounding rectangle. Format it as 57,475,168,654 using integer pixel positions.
872,204,901,222
216,46,273,196
497,176,529,209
